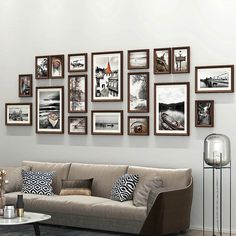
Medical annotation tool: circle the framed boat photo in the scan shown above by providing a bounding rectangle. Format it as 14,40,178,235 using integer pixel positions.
154,82,190,136
195,100,214,127
153,48,171,74
128,49,149,70
172,46,190,73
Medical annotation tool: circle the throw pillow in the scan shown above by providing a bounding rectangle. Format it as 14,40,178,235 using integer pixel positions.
21,170,55,196
111,174,139,202
59,178,93,196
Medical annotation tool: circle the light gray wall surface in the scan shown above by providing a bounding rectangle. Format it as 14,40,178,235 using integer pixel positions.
0,0,235,232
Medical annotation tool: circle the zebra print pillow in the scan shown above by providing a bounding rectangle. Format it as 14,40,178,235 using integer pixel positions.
110,174,139,202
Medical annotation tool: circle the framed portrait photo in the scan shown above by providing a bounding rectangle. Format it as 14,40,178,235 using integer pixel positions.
128,49,149,70
50,55,64,79
68,53,87,72
195,65,234,93
153,48,171,74
128,116,149,136
91,110,123,135
36,86,64,134
68,75,87,113
128,72,149,113
19,74,33,97
154,82,190,136
68,116,87,135
35,56,49,79
5,103,32,126
91,51,123,102
172,46,190,73
195,100,214,127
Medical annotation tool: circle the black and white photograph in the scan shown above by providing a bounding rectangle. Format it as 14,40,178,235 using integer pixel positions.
19,74,32,97
68,116,87,135
92,51,123,102
36,86,64,134
91,110,123,135
50,55,64,79
128,72,149,113
68,53,87,72
172,47,190,73
128,116,149,136
195,65,234,93
5,103,32,126
128,49,149,70
35,56,49,79
154,82,190,136
68,75,87,113
154,48,171,74
195,100,214,127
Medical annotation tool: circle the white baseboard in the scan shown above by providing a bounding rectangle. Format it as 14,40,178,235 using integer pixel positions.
190,226,236,234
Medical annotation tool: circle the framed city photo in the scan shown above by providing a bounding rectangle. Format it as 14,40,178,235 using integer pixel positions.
195,100,214,127
172,46,190,73
50,55,64,79
195,65,234,93
153,48,171,74
128,72,149,113
128,116,149,136
92,51,123,102
36,86,64,134
154,82,190,136
128,49,149,70
68,53,87,72
19,74,33,97
68,116,87,135
5,103,32,126
68,75,87,113
91,110,123,135
35,56,49,79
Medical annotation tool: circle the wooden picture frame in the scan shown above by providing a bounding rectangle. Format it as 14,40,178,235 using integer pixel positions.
49,55,64,79
68,53,88,72
36,86,64,134
153,48,171,74
128,72,149,113
172,46,190,73
68,116,87,135
19,74,33,97
195,100,214,127
35,56,49,79
128,116,149,136
195,65,234,93
5,103,32,126
128,49,149,70
154,82,190,136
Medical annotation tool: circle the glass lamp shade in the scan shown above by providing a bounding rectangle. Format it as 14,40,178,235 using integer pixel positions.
204,133,231,168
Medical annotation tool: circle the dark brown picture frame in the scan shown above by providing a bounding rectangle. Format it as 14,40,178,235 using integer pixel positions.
172,46,190,74
128,49,149,70
153,48,171,74
68,116,87,135
49,55,65,79
35,56,49,79
68,53,88,73
128,116,149,136
19,74,33,97
195,100,214,127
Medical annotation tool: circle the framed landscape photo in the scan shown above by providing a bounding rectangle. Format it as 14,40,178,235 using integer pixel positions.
91,110,123,135
68,53,87,72
19,74,33,97
92,51,123,102
128,116,149,136
154,82,190,136
35,56,49,79
128,72,149,113
5,103,32,126
195,100,214,127
36,86,64,134
68,116,87,135
195,65,234,93
68,75,87,113
128,49,149,70
49,55,64,79
153,48,171,74
172,46,190,73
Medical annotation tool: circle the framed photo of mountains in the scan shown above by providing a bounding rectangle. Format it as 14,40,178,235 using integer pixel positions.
154,82,190,136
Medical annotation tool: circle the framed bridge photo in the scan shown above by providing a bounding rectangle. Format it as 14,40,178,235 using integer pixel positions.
195,65,234,93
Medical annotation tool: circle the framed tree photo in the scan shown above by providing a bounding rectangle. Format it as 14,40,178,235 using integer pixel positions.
172,46,190,73
153,48,171,74
195,65,234,93
36,86,64,134
19,74,33,97
195,100,214,127
154,82,190,136
128,116,149,136
50,55,64,79
68,53,87,72
68,75,87,113
128,72,149,113
128,49,149,70
35,56,49,79
68,116,87,135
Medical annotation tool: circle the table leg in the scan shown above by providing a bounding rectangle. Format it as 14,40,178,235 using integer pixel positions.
33,222,41,236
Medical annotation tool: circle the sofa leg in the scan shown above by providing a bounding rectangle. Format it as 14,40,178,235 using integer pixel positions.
180,229,187,234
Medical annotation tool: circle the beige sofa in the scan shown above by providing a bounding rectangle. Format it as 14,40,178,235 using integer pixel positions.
4,161,193,235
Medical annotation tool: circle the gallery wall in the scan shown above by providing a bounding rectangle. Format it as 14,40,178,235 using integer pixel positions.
0,0,235,231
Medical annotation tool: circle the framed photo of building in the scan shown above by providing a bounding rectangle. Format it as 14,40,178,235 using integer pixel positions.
50,55,64,79
172,46,190,73
154,82,190,136
128,116,149,136
153,48,171,74
195,100,214,127
68,53,87,72
195,65,234,93
36,86,64,134
68,116,87,135
68,75,87,113
92,51,123,102
128,49,149,70
35,56,49,79
19,74,33,97
128,72,149,113
5,103,32,126
91,110,123,135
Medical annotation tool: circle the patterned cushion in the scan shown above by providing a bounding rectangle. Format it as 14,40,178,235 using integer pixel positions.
22,170,55,196
110,174,139,202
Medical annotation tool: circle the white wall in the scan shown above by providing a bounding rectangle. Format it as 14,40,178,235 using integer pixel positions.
0,0,235,232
